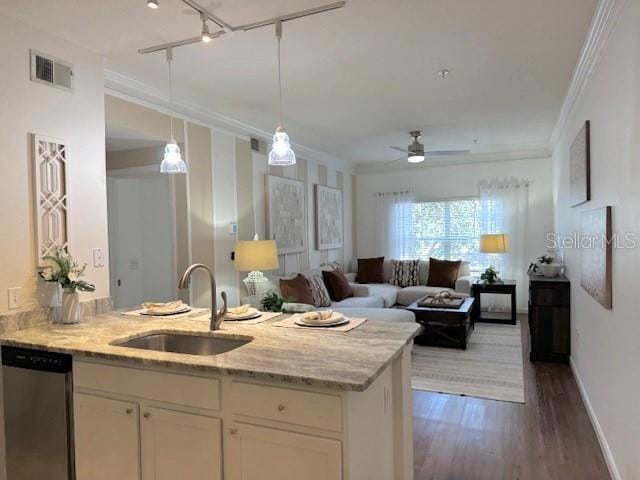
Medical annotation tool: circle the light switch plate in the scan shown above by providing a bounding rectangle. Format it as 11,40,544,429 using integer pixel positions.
93,248,105,268
8,287,21,310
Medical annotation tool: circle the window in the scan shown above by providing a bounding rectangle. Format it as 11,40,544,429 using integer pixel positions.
411,198,503,273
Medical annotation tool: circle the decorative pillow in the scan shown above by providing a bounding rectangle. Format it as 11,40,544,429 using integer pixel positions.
356,257,385,283
389,259,420,287
427,258,461,289
307,274,332,307
322,269,354,302
279,274,315,305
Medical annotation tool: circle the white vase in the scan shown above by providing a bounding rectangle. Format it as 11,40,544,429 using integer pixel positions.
540,263,563,278
61,289,81,324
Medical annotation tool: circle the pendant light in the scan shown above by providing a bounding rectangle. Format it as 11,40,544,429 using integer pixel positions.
160,47,187,174
268,21,296,166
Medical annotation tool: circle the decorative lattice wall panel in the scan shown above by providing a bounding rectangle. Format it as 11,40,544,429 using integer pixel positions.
32,134,69,264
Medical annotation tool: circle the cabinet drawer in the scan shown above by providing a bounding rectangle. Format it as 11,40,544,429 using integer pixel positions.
74,361,220,411
531,287,569,307
231,382,342,432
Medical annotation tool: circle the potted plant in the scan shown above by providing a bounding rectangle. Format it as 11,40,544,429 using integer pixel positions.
480,266,500,284
39,247,95,324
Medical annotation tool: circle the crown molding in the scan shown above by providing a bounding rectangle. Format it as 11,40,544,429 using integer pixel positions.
104,68,353,173
549,0,627,148
354,147,551,174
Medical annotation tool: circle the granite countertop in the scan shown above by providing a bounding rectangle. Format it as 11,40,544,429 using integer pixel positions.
0,310,420,392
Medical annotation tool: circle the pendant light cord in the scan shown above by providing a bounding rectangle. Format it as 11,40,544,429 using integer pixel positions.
276,24,283,127
167,48,175,141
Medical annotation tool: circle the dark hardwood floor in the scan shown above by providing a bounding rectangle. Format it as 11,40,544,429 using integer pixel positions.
412,314,610,480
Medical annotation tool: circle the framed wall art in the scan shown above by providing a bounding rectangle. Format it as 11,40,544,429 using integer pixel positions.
570,120,591,207
581,206,612,309
315,184,343,250
265,175,305,254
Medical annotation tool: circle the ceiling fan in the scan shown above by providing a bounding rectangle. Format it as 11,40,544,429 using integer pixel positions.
389,130,470,164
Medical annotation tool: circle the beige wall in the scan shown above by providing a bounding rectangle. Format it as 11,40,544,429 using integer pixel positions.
0,14,109,314
552,1,640,478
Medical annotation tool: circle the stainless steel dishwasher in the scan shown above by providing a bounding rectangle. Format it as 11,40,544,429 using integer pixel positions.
2,346,74,480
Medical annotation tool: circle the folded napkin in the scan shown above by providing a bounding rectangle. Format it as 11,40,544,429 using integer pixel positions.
227,304,251,316
142,300,185,314
300,310,336,324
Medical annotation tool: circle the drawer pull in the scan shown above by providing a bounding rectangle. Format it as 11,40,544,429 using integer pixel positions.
143,412,151,419
126,408,133,415
229,428,238,436
277,404,286,412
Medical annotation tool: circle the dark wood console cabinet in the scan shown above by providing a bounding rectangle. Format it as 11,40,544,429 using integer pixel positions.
528,274,570,363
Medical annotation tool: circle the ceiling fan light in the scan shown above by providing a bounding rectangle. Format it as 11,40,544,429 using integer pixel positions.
408,155,425,163
268,127,296,166
160,141,187,173
147,0,159,9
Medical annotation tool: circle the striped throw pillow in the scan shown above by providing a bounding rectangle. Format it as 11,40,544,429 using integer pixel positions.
307,274,332,307
389,259,420,287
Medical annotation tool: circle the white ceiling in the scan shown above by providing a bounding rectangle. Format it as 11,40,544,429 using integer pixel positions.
0,0,597,165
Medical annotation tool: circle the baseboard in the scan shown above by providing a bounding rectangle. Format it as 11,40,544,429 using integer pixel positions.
569,357,622,480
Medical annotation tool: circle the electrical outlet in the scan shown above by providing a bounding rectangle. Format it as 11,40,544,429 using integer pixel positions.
93,248,105,268
8,287,21,310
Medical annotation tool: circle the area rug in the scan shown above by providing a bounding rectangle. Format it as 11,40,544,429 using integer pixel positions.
411,322,525,403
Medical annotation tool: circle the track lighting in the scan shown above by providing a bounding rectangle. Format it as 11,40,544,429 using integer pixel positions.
201,17,212,43
146,0,159,9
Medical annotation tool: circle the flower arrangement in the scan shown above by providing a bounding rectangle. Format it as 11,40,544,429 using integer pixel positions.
528,254,555,274
39,246,95,293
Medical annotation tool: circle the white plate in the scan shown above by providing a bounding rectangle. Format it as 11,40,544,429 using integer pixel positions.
141,306,191,316
295,317,350,328
225,308,260,321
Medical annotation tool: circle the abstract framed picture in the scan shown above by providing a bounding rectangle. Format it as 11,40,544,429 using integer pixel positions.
581,206,612,309
265,175,306,254
315,184,343,250
570,120,591,207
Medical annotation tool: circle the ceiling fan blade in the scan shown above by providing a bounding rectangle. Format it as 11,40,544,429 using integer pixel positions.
389,146,409,153
425,150,471,157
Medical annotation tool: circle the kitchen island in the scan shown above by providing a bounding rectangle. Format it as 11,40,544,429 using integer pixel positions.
1,310,419,480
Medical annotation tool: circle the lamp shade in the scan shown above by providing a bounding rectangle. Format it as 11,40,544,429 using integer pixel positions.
480,233,510,253
235,239,279,271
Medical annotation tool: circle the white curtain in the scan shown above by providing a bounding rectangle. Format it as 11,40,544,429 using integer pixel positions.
376,191,415,259
479,178,530,311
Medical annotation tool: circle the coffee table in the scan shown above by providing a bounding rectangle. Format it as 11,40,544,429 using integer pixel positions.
406,297,475,350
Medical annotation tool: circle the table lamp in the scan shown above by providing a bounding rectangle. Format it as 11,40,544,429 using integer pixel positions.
479,233,509,283
235,235,279,301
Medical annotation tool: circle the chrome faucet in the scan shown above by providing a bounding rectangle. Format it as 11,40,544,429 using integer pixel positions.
178,264,228,330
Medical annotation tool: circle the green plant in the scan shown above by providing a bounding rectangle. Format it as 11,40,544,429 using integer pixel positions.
261,291,285,312
38,246,95,293
480,266,499,284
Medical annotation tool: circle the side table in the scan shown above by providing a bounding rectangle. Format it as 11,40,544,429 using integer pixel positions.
471,280,517,325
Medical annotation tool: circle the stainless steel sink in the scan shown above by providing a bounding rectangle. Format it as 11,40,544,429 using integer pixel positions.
113,333,252,356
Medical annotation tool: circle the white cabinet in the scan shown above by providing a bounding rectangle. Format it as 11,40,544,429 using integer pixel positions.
226,423,342,480
141,406,222,480
74,393,221,480
74,393,141,480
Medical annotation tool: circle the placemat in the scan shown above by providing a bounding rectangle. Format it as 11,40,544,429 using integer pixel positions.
122,307,209,319
272,315,367,332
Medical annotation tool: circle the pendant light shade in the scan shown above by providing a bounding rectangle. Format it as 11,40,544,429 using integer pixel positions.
161,48,187,174
268,21,296,166
268,126,296,166
161,142,187,173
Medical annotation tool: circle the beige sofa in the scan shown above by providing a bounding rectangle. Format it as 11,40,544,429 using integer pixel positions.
346,259,472,308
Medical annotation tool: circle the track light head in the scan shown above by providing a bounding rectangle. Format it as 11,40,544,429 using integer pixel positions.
147,0,159,9
201,20,212,43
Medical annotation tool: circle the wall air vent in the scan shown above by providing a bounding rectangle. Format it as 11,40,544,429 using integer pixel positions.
250,137,260,152
30,49,73,92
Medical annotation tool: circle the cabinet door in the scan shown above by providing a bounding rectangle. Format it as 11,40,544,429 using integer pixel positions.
74,393,141,480
226,423,342,480
141,406,222,480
